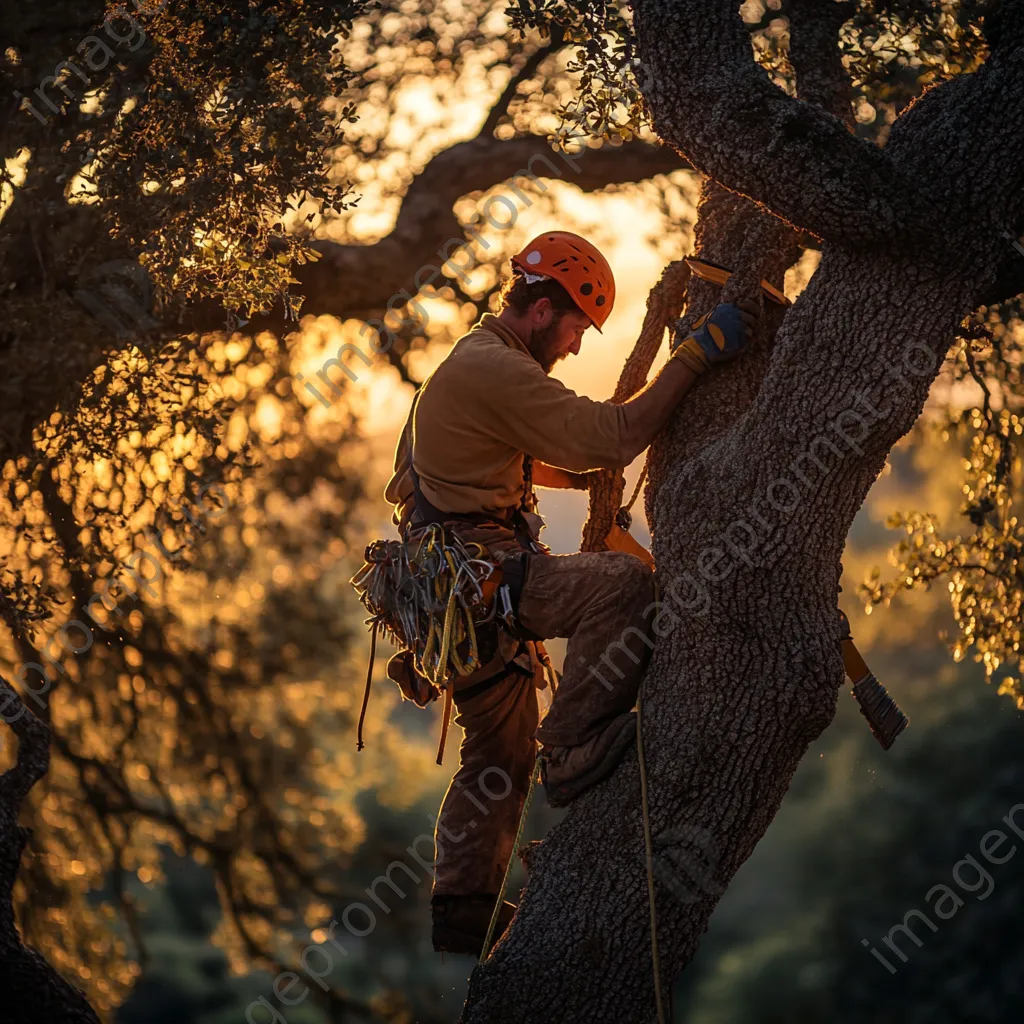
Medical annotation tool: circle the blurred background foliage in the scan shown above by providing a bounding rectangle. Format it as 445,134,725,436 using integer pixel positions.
1,0,1022,1021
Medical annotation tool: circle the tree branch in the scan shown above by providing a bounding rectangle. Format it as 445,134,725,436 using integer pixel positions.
631,0,942,251
787,0,857,129
0,678,49,806
179,135,687,334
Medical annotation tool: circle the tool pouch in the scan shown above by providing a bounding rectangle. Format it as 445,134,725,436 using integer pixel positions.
386,649,439,707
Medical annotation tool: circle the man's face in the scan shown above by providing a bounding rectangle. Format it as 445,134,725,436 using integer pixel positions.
527,300,593,372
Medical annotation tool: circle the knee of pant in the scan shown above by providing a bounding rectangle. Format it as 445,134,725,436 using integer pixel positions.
597,551,653,591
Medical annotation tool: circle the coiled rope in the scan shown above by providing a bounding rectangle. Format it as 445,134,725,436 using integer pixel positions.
350,524,500,761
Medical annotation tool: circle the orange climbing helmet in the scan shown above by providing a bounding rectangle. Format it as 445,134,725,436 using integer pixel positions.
510,231,616,332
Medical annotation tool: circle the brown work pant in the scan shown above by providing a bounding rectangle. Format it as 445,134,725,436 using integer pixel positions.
431,522,656,896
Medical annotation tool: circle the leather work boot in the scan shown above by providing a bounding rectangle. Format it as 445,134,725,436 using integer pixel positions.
431,894,517,955
540,711,637,808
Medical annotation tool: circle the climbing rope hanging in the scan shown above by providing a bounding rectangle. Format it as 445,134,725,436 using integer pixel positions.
479,753,542,964
574,266,686,1020
636,655,666,1024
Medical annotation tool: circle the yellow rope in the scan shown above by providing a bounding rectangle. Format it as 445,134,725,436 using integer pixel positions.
479,753,541,963
435,680,454,766
436,586,458,679
458,608,479,673
419,617,438,680
637,577,666,1024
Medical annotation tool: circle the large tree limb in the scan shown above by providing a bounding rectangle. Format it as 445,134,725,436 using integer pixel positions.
295,135,687,324
631,0,944,251
0,131,687,468
152,134,685,336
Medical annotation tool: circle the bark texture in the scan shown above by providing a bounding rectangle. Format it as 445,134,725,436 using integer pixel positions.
462,4,1024,1021
0,678,100,1023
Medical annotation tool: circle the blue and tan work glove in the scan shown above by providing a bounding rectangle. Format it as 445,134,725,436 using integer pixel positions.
671,299,759,375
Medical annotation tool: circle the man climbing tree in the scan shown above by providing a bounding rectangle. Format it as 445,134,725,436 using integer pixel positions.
0,2,689,1015
371,230,757,955
460,1,1024,1021
4,0,1024,1020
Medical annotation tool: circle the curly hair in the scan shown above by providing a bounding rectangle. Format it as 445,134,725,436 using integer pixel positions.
497,271,582,319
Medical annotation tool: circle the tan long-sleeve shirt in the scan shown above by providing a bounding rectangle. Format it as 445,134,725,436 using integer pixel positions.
384,313,633,529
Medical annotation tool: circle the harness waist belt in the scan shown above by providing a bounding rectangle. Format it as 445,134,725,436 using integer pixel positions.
453,641,534,704
407,461,536,551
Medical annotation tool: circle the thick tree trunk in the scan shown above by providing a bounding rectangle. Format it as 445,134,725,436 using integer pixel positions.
462,4,1024,1021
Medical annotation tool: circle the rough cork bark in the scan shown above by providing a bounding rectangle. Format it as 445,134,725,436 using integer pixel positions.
462,3,1024,1021
0,678,100,1023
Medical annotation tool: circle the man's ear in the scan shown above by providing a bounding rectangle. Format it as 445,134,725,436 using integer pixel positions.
531,297,553,326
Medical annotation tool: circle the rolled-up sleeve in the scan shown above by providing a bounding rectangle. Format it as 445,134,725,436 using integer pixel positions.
477,349,633,471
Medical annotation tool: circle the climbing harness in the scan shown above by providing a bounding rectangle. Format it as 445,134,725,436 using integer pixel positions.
350,525,506,763
351,385,545,763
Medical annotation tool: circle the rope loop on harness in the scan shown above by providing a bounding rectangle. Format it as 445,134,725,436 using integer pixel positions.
349,523,506,758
